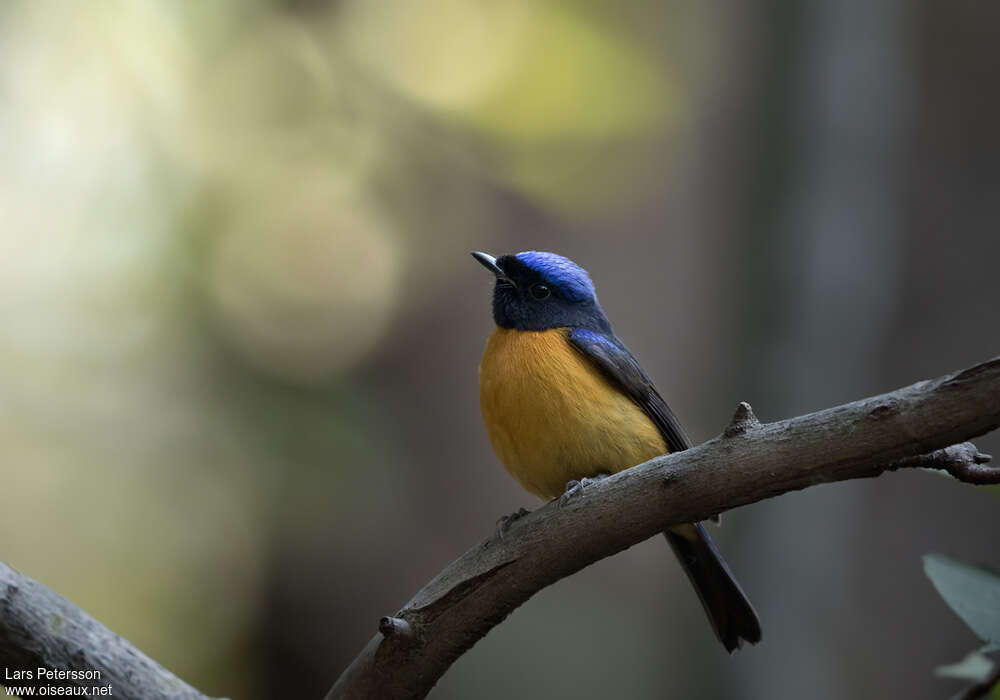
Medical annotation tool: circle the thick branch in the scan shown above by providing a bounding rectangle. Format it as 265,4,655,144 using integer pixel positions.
2,359,997,700
0,562,222,700
327,357,1000,700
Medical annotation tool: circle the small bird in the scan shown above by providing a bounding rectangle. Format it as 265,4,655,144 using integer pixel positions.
472,250,761,652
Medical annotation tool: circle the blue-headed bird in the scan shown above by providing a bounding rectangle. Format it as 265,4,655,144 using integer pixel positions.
472,250,761,652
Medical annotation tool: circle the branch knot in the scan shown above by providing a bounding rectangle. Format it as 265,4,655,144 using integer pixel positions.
378,616,415,642
724,401,760,437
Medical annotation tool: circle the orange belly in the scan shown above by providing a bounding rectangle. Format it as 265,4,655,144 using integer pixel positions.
479,327,668,499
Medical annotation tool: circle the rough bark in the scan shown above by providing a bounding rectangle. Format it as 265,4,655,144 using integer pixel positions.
0,562,223,700
326,357,1000,699
2,358,998,700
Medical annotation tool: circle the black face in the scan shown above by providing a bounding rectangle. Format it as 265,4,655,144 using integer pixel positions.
483,253,612,332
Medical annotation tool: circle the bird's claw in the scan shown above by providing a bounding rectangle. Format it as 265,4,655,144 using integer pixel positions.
559,480,584,507
495,507,530,541
558,473,609,507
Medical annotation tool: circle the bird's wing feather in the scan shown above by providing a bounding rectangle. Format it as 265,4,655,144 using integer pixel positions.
568,327,692,453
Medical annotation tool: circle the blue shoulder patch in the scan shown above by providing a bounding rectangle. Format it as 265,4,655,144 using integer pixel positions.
515,251,596,303
568,327,693,453
569,327,623,357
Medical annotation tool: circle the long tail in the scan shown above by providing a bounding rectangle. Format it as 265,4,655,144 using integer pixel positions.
663,522,762,652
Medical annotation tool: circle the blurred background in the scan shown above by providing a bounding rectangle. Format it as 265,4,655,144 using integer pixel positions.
1,1,998,698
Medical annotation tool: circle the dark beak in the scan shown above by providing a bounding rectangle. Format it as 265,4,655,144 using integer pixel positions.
471,251,516,287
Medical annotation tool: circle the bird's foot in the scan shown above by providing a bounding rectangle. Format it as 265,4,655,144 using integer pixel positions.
495,507,530,541
558,473,610,508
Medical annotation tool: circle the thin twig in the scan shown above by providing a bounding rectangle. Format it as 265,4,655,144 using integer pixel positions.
886,442,996,482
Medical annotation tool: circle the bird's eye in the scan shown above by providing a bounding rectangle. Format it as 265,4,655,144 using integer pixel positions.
529,283,551,300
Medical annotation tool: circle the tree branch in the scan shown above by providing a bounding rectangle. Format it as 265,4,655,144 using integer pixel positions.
326,357,1000,699
0,562,223,700
2,359,998,700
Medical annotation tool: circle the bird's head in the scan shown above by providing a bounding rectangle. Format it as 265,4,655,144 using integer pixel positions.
472,251,611,332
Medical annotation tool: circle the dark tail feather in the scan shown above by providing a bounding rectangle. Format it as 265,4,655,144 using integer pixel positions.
663,523,762,652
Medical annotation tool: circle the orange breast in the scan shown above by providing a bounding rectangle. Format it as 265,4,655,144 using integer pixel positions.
479,327,668,500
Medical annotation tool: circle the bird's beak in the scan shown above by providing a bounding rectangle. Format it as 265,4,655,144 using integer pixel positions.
471,251,516,287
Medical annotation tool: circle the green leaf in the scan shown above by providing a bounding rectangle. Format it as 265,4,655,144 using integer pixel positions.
935,649,995,681
924,554,1000,648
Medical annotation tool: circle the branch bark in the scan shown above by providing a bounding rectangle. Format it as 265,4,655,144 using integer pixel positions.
1,359,998,700
0,562,223,700
326,357,1000,699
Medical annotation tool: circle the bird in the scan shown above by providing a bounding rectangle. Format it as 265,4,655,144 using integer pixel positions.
472,250,761,652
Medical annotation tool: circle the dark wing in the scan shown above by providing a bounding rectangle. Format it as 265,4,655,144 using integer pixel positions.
568,327,692,453
571,331,748,643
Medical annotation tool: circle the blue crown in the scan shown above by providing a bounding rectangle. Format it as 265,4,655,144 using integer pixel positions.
515,251,596,303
